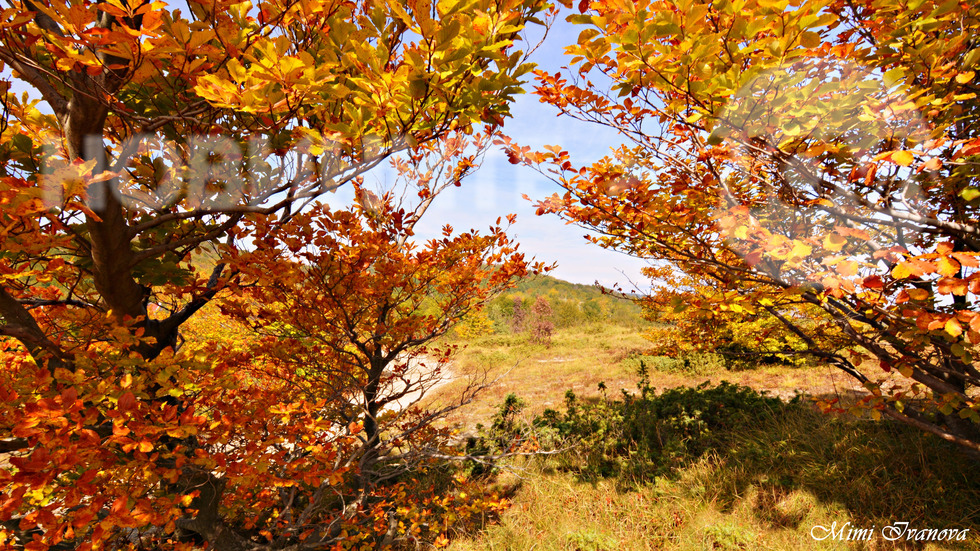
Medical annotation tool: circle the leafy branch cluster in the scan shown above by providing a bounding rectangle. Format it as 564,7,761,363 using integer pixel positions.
516,0,980,453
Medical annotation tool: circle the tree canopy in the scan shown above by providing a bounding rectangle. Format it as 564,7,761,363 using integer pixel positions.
0,0,553,547
518,0,980,452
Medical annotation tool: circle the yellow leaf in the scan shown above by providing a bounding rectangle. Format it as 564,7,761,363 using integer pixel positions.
892,262,916,279
227,58,247,83
938,256,961,277
956,71,976,84
823,232,847,252
945,318,964,338
789,241,812,261
890,150,915,166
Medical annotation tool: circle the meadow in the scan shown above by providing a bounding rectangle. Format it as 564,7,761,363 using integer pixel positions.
428,318,980,551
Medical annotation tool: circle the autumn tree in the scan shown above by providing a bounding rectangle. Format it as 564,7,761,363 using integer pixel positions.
0,0,554,547
510,296,527,333
527,296,554,345
220,132,543,496
514,0,980,453
198,158,541,547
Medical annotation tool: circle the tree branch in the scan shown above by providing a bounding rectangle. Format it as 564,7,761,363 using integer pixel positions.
0,47,68,117
0,286,70,366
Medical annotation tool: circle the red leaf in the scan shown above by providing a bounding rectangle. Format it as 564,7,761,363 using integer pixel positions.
117,391,136,412
862,275,883,289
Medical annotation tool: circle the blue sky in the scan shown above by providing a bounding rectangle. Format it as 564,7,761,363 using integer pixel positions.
425,18,651,289
356,17,652,290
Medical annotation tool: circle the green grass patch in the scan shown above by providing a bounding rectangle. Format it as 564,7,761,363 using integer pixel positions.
619,352,727,376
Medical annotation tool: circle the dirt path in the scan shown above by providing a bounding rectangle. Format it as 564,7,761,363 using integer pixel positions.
385,355,455,412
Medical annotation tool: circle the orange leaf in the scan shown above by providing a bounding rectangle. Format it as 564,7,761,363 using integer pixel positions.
863,275,883,289
952,253,979,267
955,138,980,159
937,278,968,295
918,157,942,172
836,260,858,277
907,288,930,301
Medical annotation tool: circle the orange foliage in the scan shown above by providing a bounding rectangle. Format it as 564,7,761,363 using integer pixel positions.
517,0,980,451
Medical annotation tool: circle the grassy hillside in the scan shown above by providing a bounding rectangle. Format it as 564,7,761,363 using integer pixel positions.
482,273,647,333
430,319,980,551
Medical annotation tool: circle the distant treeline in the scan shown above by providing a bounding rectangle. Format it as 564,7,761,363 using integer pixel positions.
476,275,647,335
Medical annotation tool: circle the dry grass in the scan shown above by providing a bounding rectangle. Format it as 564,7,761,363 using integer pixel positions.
429,324,653,430
429,324,980,551
448,459,939,551
429,323,876,431
448,416,980,550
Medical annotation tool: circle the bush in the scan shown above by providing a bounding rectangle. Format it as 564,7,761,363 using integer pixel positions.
465,393,538,478
642,314,818,371
532,367,787,483
471,373,980,542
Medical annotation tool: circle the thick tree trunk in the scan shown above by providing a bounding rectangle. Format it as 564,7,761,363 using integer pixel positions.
359,355,387,482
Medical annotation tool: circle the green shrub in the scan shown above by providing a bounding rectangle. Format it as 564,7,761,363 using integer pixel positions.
466,393,531,477
565,529,618,551
523,372,980,537
463,371,980,548
532,366,786,484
